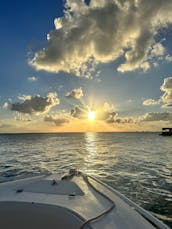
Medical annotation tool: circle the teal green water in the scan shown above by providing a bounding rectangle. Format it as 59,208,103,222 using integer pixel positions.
0,132,171,227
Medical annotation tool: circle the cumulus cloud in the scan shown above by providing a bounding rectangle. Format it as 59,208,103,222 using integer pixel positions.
71,105,87,119
101,104,135,124
96,102,117,121
30,0,172,76
10,92,59,115
44,114,69,126
27,76,38,82
70,102,172,124
160,77,172,107
161,77,172,92
98,111,117,122
161,91,172,104
65,87,84,99
143,99,160,106
70,102,118,122
151,43,166,57
143,77,172,108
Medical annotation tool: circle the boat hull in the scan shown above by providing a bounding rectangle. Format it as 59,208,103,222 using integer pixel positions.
0,170,169,229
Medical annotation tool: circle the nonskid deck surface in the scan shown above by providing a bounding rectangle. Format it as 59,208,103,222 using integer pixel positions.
0,171,170,229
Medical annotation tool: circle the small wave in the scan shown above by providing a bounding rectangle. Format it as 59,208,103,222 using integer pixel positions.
0,132,171,227
150,211,172,223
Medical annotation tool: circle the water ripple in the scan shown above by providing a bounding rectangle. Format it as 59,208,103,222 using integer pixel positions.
0,132,171,227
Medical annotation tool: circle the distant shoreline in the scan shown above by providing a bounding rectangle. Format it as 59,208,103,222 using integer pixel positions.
0,131,161,135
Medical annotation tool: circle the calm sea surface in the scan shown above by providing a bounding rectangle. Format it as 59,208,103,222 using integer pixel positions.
0,132,171,227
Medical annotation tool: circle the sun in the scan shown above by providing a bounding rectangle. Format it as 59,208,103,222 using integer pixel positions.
88,111,95,121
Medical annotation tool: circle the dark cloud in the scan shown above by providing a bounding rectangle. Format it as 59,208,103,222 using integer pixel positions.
70,104,118,122
10,93,59,115
98,111,117,122
71,106,88,119
107,116,134,124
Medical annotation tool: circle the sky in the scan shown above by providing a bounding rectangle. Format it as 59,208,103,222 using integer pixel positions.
0,0,172,133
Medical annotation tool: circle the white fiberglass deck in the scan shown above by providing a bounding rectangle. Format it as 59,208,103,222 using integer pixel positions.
0,171,169,229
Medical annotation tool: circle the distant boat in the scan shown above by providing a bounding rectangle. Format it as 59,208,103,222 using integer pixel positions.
0,169,170,228
161,128,172,136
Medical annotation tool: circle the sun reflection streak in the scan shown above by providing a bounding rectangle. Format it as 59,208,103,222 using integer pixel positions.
85,132,97,154
83,132,99,175
82,133,119,178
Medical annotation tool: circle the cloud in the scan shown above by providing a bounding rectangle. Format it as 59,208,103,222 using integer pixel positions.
161,77,172,91
44,114,69,126
106,111,172,124
161,91,172,104
141,112,172,122
27,76,38,82
102,107,135,123
70,102,118,122
18,95,32,101
96,102,117,121
107,112,172,124
151,43,166,57
65,87,84,99
161,103,172,108
10,92,59,115
143,99,160,106
71,105,88,119
30,0,172,76
98,111,117,122
110,117,135,124
142,77,172,108
2,102,10,109
165,55,172,63
160,77,172,106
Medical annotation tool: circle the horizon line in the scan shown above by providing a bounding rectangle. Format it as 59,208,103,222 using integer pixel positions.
0,131,160,134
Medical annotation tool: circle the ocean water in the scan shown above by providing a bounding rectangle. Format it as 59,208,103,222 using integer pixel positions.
0,132,171,227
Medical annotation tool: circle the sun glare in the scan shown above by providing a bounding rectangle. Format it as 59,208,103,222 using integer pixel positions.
88,111,95,121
